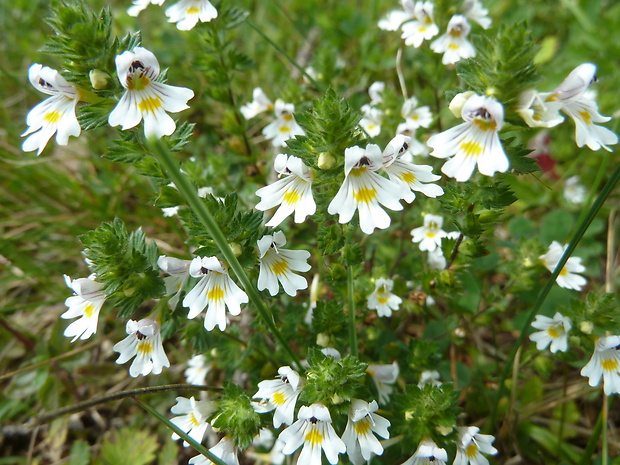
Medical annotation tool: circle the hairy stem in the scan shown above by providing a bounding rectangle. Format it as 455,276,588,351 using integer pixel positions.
347,263,358,357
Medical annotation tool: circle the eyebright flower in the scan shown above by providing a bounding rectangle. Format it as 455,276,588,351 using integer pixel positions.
108,47,194,138
367,278,402,317
257,231,311,297
530,312,572,353
189,436,239,465
185,354,211,385
279,403,346,465
462,0,492,29
262,100,305,147
61,274,105,342
431,15,475,65
360,104,384,137
170,396,217,446
368,81,386,106
427,247,447,270
22,64,81,155
182,256,249,331
401,1,439,47
255,154,315,227
327,144,405,235
454,426,498,465
158,255,192,309
427,94,508,182
411,214,448,252
401,439,448,465
127,0,165,17
366,362,399,405
516,89,565,129
113,318,170,377
564,175,586,204
342,399,390,465
539,241,587,291
253,366,303,428
165,0,218,31
401,96,433,130
396,125,431,157
378,0,415,31
581,336,620,396
418,370,442,387
240,88,274,120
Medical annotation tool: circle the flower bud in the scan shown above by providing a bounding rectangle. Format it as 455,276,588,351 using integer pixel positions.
449,91,475,117
318,152,336,170
229,242,243,257
579,320,593,334
89,69,110,90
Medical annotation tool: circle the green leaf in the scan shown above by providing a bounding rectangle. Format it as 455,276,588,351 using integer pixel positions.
212,382,262,450
101,427,158,465
69,440,91,465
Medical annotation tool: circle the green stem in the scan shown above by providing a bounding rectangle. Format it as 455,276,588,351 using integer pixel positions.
347,264,358,357
133,397,228,465
578,397,612,465
602,395,609,465
490,163,620,426
149,139,303,372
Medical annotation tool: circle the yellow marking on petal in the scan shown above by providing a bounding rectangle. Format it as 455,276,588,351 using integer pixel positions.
354,418,372,435
186,7,200,14
448,43,460,50
271,260,289,276
367,124,376,130
426,232,436,238
137,339,153,356
602,358,618,372
305,428,323,446
377,296,389,304
547,327,560,338
83,303,95,318
545,94,558,102
207,286,224,302
459,140,483,157
283,190,300,205
579,110,592,125
474,119,498,131
272,391,286,406
282,114,294,122
401,172,416,184
350,166,368,177
466,443,479,458
127,75,150,91
353,187,377,204
138,96,163,113
44,111,62,123
189,412,201,427
419,26,428,33
559,267,569,277
279,126,291,133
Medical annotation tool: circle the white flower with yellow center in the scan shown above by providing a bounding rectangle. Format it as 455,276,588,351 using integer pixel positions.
411,214,448,252
240,87,274,120
170,396,216,446
279,403,346,465
22,64,81,155
530,312,572,353
255,154,315,227
401,1,439,48
127,0,165,17
367,278,402,317
564,175,586,204
516,89,565,128
165,0,217,30
182,256,249,331
454,426,498,465
366,362,399,405
61,274,105,342
378,0,415,31
462,0,492,29
253,366,303,428
539,241,587,291
185,354,211,385
401,96,433,130
113,318,170,377
328,144,405,235
401,439,448,465
342,399,390,465
360,104,384,137
158,255,192,309
262,100,305,147
427,94,508,182
431,15,475,65
581,336,620,396
108,47,194,138
189,436,239,465
257,231,311,297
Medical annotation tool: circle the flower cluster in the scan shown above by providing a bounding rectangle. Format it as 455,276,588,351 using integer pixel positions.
128,0,218,30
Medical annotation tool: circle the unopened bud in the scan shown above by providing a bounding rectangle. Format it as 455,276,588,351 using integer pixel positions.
449,91,475,117
317,333,330,347
318,152,336,170
89,69,110,90
436,425,454,436
229,242,242,257
580,321,594,334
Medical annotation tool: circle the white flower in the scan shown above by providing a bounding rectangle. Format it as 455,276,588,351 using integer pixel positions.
189,437,239,465
411,214,448,252
401,97,433,130
427,94,508,182
255,154,315,227
367,278,402,317
182,256,249,331
366,362,399,405
170,396,217,446
185,354,211,385
564,175,586,204
327,144,405,235
462,0,492,29
401,439,448,465
165,0,217,31
360,104,384,137
454,426,498,465
539,241,587,291
162,206,180,217
581,336,620,396
22,64,81,155
396,125,431,157
431,15,475,65
240,88,274,119
113,318,170,377
128,0,165,17
257,231,311,297
279,403,346,465
382,135,444,204
427,248,447,270
530,312,572,353
401,1,439,48
516,89,565,128
108,47,194,138
369,81,386,106
378,0,415,31
342,399,390,465
61,274,105,342
253,366,303,428
262,100,305,147
418,370,442,387
158,255,192,309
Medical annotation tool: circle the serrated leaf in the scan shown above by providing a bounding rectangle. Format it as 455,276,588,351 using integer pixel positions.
101,427,158,465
